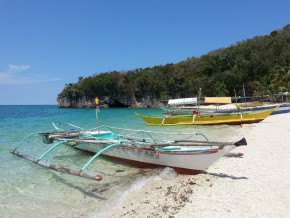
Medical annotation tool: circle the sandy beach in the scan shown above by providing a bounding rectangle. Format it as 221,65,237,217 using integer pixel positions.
100,112,290,218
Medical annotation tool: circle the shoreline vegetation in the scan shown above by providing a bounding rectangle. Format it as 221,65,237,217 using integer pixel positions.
57,24,290,109
97,112,290,218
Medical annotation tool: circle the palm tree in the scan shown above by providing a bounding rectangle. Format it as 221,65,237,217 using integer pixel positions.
254,74,275,96
272,66,290,93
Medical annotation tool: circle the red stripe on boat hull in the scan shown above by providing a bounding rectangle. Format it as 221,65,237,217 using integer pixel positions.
103,155,202,175
203,119,264,125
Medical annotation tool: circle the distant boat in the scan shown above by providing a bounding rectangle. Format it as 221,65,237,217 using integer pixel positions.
136,105,279,126
271,103,290,115
163,96,279,116
163,97,233,115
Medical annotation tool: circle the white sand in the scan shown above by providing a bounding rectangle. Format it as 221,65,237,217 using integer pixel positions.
100,113,290,218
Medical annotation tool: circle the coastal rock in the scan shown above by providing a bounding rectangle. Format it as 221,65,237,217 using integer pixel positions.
57,96,95,108
57,94,165,108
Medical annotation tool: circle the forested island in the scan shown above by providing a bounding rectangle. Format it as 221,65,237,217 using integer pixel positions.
57,24,290,108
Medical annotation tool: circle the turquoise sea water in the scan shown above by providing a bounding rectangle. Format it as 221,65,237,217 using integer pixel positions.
0,105,241,217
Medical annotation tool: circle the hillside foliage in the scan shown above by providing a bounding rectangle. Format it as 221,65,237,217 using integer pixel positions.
59,25,290,104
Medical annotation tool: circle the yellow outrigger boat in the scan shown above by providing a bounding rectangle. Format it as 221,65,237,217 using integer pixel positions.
135,105,279,126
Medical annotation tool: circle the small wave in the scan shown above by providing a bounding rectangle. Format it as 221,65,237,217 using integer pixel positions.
90,167,177,218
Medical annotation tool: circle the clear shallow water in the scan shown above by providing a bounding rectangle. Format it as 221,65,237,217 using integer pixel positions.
0,105,242,217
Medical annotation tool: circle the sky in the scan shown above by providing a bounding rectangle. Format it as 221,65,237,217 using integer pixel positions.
0,0,290,105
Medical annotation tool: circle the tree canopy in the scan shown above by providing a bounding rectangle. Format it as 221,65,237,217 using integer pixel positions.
59,24,290,106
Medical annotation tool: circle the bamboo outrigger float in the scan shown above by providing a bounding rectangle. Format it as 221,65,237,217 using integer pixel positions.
11,131,103,181
10,123,247,181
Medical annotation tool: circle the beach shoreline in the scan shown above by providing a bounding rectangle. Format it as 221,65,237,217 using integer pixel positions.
100,113,290,218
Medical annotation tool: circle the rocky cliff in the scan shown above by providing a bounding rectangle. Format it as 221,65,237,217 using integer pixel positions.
57,94,165,108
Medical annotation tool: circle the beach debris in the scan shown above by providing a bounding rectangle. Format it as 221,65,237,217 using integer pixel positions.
225,152,244,158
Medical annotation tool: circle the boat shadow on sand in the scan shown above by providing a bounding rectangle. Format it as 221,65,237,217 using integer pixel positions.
202,172,248,180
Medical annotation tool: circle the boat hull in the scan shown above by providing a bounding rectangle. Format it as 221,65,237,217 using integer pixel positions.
163,104,280,116
271,103,290,115
136,106,279,126
75,143,236,173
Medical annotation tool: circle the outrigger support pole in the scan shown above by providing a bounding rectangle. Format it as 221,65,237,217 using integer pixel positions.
81,142,122,171
37,141,67,162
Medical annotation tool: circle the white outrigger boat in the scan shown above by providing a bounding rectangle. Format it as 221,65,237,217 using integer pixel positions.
11,122,247,181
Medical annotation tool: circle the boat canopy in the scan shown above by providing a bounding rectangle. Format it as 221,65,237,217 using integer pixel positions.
204,97,232,104
168,98,197,105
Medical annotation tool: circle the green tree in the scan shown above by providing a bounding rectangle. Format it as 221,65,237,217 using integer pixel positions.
212,81,229,96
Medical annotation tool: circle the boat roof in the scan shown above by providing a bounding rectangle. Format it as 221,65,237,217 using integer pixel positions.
168,98,197,105
204,97,232,104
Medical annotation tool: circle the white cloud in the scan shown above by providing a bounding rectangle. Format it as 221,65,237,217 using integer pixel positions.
0,64,61,84
7,64,31,73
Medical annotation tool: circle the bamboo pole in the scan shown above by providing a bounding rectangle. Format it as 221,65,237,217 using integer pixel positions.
11,150,103,181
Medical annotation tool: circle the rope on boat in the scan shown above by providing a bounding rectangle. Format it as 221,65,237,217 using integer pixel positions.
52,122,64,131
91,125,209,143
50,123,209,142
64,123,84,130
52,122,84,132
101,125,208,136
